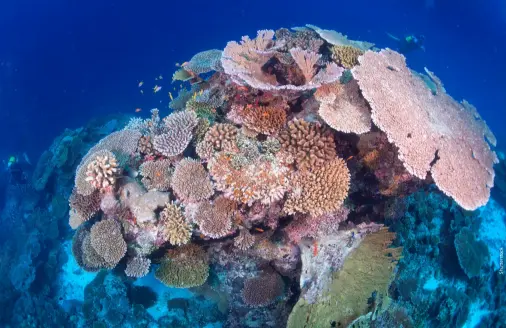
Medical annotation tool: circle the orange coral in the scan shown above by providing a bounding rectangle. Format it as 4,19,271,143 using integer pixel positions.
240,104,287,135
277,118,336,170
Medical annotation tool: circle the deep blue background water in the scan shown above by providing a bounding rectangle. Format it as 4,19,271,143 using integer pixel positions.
1,0,505,161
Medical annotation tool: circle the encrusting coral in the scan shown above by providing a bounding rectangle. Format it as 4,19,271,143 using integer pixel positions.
62,24,499,328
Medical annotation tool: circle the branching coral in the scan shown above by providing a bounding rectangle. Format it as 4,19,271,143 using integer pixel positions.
284,158,350,216
315,80,372,134
84,151,119,192
242,270,285,307
197,123,239,159
289,47,321,82
153,111,199,157
221,29,343,91
155,244,209,288
139,159,173,191
158,202,192,246
89,219,127,267
306,24,374,51
285,207,350,243
234,228,256,250
171,158,214,202
125,257,151,278
278,119,337,170
352,49,498,210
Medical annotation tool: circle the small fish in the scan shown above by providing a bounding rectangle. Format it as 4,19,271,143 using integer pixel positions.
175,62,181,67
168,92,173,101
346,155,354,161
138,81,144,87
153,85,162,93
158,75,163,80
135,108,142,113
254,228,264,233
313,241,319,256
140,90,144,94
181,61,189,67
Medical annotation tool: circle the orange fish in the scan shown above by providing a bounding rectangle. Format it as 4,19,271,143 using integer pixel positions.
254,228,264,233
313,241,319,256
346,155,354,161
135,108,142,113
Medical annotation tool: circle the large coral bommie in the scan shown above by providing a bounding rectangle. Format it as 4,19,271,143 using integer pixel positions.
64,24,499,328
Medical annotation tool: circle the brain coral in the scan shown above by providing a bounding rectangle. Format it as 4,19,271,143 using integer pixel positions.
171,158,214,202
284,158,350,216
159,202,192,246
352,49,498,210
89,219,127,267
155,244,209,288
278,119,337,170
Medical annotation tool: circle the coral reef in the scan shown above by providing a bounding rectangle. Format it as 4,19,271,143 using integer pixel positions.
2,24,501,328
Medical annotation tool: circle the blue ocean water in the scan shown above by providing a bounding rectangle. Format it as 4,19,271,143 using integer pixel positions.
0,0,505,327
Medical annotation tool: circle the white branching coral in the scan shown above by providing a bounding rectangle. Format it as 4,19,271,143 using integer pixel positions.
84,151,119,192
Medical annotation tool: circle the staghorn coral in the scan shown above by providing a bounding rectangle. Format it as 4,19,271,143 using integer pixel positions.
89,219,127,267
171,158,214,202
68,188,101,229
155,244,209,288
125,257,151,278
234,228,256,250
289,47,321,82
158,202,192,246
315,80,372,134
221,29,343,92
84,151,119,193
242,270,285,307
193,197,236,239
75,130,141,196
278,118,337,170
284,158,350,216
331,45,364,69
352,49,498,210
139,159,173,191
153,111,199,157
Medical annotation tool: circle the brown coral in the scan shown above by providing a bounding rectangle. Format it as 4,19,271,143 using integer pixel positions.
278,119,337,170
89,219,127,267
159,202,192,246
234,228,256,250
194,197,236,239
240,104,287,135
171,158,214,202
139,159,173,191
68,189,101,229
331,45,364,69
242,271,285,307
284,158,350,216
208,152,290,205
